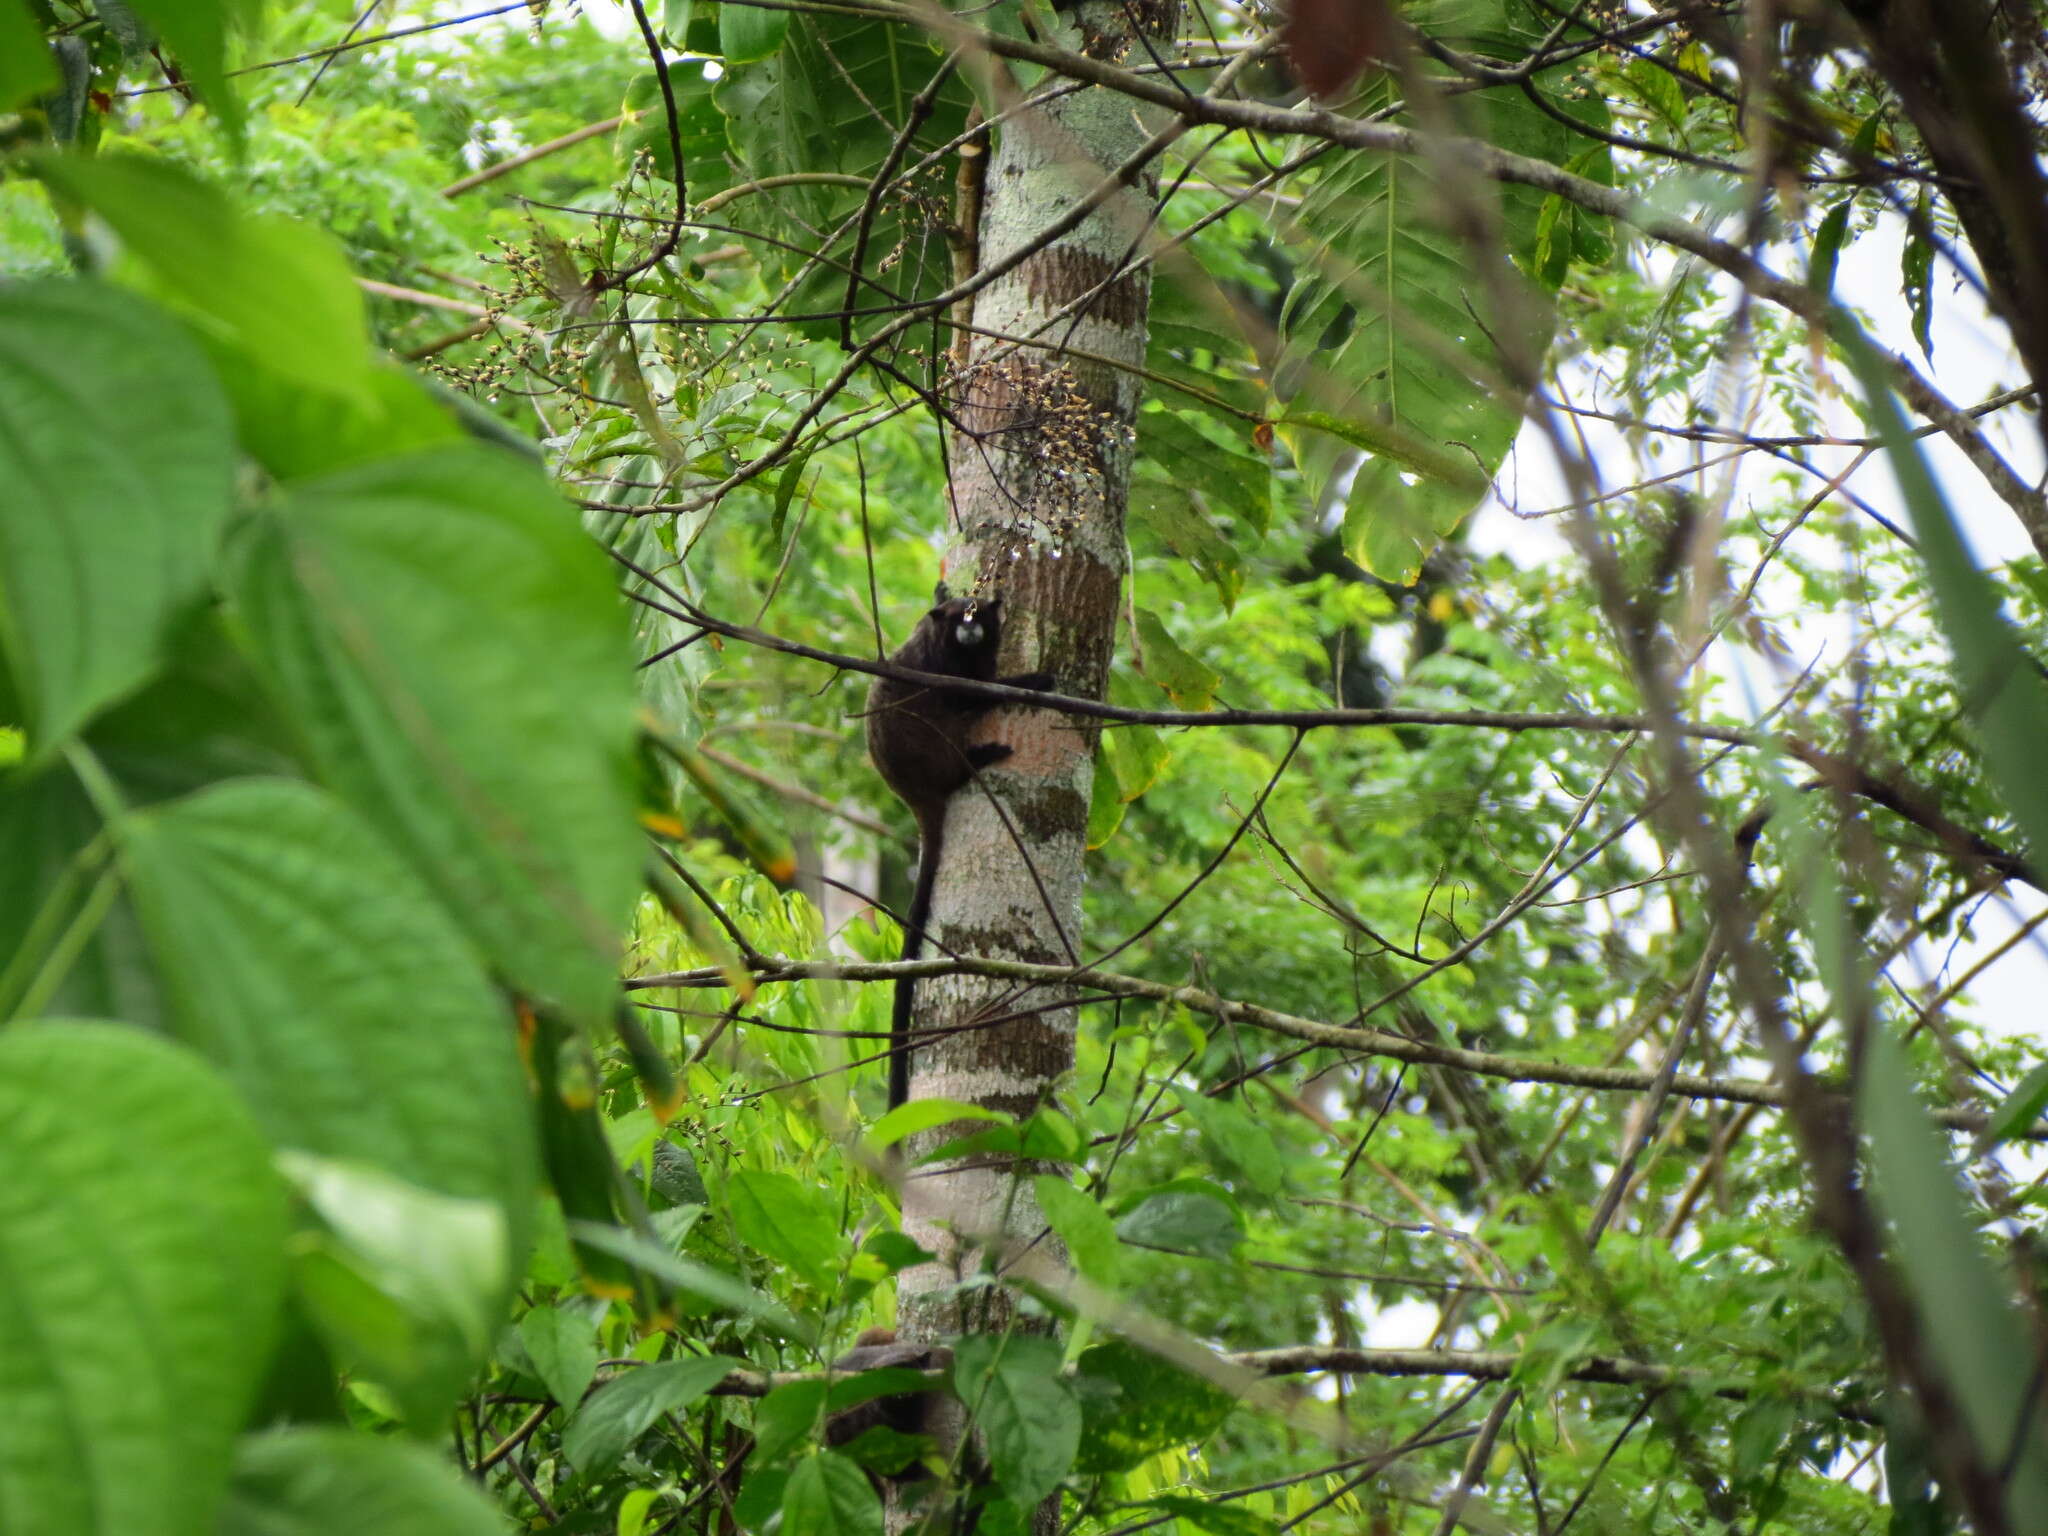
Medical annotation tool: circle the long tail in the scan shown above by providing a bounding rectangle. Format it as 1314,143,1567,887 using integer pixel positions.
889,827,942,1110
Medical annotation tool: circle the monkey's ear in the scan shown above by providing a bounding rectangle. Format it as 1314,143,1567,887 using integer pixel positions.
932,581,950,605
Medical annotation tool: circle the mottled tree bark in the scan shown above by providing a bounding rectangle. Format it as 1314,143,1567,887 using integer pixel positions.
889,1,1175,1517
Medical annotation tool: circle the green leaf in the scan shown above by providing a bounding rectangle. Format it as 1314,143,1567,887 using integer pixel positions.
1086,739,1127,848
34,155,370,403
521,1305,602,1413
0,4,56,109
1072,1340,1237,1475
1123,1494,1275,1535
1132,609,1221,711
1273,2,1583,581
113,0,255,139
1862,1023,2048,1516
1033,1175,1124,1287
0,280,235,753
1974,1059,2048,1154
1902,201,1935,360
1836,321,2048,862
952,1335,1081,1506
567,1221,817,1343
221,1427,512,1536
225,360,468,485
859,1229,936,1273
1129,483,1243,611
1102,721,1170,802
1136,409,1270,536
753,1378,829,1464
119,779,536,1256
0,762,157,1026
617,68,731,193
0,1020,287,1536
709,14,974,327
1113,1179,1246,1260
1172,1087,1288,1197
867,1096,1010,1149
780,1450,883,1536
564,1356,741,1474
725,1168,843,1286
721,0,789,62
283,1154,511,1431
228,446,641,1027
1808,198,1853,297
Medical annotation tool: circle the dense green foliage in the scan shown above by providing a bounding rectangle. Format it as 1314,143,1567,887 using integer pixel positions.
6,0,2048,1531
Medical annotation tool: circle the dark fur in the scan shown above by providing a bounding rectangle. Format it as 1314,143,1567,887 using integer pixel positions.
865,589,1051,1109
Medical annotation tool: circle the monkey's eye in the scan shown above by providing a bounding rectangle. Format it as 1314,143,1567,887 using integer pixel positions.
954,619,985,647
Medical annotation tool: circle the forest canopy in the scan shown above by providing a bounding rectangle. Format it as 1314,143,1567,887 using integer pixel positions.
4,0,2048,1532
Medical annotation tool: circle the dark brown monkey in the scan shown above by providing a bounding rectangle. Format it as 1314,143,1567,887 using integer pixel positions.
866,587,1052,1109
823,1326,954,1461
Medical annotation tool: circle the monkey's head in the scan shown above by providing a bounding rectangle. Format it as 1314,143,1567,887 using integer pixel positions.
927,592,1002,676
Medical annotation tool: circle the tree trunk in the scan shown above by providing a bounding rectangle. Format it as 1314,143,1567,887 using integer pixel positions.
891,0,1177,1406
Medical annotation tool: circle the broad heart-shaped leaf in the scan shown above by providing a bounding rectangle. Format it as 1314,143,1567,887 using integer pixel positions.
35,156,369,404
221,1428,510,1536
118,778,537,1258
35,157,464,484
0,1021,287,1536
725,1168,843,1286
779,1450,883,1536
952,1335,1081,1507
0,763,163,1027
0,279,235,754
229,447,641,1028
1273,0,1588,583
563,1355,741,1473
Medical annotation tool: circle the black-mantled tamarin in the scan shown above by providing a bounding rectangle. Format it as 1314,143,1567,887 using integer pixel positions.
865,587,1052,1109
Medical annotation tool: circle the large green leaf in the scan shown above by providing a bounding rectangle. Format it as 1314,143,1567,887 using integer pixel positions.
118,778,537,1254
779,1450,883,1536
563,1355,741,1473
228,447,641,1026
0,280,235,753
0,764,159,1027
35,157,367,402
0,4,56,110
221,1428,510,1536
1273,0,1593,582
1862,1024,2048,1519
712,13,972,326
32,156,463,482
725,1168,843,1286
1837,322,2048,861
112,0,256,140
1071,1340,1236,1475
0,1020,287,1536
1774,764,2048,1521
283,1155,511,1432
952,1335,1081,1506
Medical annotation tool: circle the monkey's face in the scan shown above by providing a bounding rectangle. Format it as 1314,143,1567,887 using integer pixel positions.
929,595,1002,668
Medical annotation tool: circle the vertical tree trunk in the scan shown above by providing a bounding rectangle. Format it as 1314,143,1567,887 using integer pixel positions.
894,0,1175,1342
